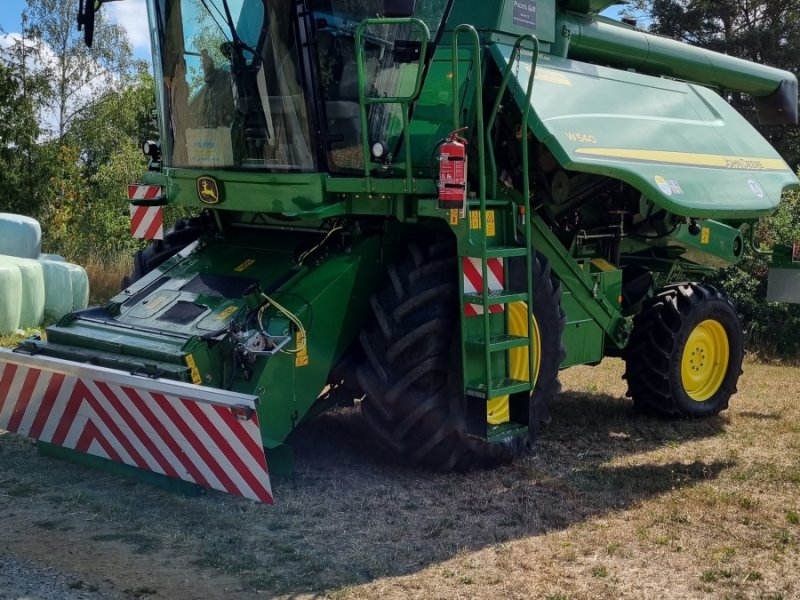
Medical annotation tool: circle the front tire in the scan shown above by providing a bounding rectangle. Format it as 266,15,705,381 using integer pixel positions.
624,282,744,417
357,240,564,471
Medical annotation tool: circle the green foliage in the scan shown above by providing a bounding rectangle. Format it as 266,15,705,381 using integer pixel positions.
706,186,800,359
0,39,52,216
0,1,153,264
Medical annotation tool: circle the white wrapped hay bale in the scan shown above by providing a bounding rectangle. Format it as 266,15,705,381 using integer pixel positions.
39,259,75,321
0,261,22,334
63,262,90,310
0,213,42,259
0,256,44,328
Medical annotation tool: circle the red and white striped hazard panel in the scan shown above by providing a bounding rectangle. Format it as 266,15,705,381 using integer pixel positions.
463,257,505,317
128,185,164,240
0,351,273,504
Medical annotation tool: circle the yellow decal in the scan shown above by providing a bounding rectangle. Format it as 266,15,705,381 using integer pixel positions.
532,67,572,87
590,258,617,272
185,354,202,385
196,176,221,204
216,306,238,321
295,331,309,367
449,209,459,225
470,210,481,230
469,210,496,236
144,295,171,314
701,227,711,245
574,148,790,172
234,259,256,272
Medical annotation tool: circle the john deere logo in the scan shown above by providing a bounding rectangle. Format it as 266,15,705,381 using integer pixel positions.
196,176,221,204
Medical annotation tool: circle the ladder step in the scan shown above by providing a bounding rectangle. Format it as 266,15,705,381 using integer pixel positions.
487,422,529,443
467,334,529,352
467,378,531,399
464,246,528,259
463,290,528,306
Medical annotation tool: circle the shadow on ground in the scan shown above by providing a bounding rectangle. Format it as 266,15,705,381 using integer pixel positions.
248,387,731,593
0,387,732,596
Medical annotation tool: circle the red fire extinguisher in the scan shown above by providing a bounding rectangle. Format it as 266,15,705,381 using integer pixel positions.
438,128,468,210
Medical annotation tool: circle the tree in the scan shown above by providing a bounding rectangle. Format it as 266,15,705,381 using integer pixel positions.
22,0,136,139
628,1,800,358
0,39,53,216
629,0,800,168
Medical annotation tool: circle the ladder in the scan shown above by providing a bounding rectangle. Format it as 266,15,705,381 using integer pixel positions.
451,27,541,442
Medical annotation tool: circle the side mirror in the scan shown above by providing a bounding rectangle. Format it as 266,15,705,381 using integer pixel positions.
77,0,95,47
383,0,417,18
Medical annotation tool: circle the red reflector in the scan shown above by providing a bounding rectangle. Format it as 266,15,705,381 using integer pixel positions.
231,405,255,421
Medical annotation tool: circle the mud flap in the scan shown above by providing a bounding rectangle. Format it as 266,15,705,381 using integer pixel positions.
0,349,273,504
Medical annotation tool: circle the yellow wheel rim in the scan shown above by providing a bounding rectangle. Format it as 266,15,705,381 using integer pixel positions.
680,319,730,402
487,302,542,425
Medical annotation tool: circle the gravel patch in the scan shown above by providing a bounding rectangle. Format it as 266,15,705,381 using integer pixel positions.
0,552,117,600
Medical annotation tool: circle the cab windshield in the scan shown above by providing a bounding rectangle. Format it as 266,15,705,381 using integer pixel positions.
153,0,316,170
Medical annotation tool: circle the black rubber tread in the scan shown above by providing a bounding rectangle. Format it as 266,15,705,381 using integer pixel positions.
623,282,744,418
508,252,568,431
357,241,565,472
121,217,205,289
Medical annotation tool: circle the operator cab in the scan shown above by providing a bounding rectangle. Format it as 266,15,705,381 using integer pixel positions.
140,0,452,173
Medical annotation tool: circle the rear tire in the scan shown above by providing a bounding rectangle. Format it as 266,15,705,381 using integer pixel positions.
624,282,744,417
121,217,206,288
357,241,564,471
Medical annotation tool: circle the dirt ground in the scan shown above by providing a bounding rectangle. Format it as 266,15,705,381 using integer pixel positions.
1,358,799,600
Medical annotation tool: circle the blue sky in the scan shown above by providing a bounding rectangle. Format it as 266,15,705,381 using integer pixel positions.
0,0,152,60
0,1,624,64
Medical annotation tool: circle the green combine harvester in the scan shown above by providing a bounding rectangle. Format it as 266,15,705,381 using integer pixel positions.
0,0,797,503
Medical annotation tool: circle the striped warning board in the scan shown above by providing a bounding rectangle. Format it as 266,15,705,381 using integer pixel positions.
0,351,273,504
129,205,164,240
128,185,164,240
463,257,505,317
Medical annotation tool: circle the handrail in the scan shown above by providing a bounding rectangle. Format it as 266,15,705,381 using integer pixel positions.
451,24,492,390
355,18,431,191
486,36,540,200
515,35,540,395
451,24,487,246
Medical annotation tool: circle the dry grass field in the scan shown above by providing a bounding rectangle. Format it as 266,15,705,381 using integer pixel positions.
1,357,799,599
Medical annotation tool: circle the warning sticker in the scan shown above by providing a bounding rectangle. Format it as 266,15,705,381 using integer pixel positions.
234,259,256,273
216,305,238,321
469,210,496,236
450,209,459,225
295,331,309,367
701,227,711,245
185,354,203,385
655,176,673,197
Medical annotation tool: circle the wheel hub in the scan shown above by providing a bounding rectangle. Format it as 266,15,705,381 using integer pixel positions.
681,319,730,402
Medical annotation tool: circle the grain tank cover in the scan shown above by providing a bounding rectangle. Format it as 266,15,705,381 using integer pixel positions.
491,45,799,219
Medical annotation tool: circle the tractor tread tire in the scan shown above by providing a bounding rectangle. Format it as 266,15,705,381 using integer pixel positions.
357,241,565,472
623,282,744,418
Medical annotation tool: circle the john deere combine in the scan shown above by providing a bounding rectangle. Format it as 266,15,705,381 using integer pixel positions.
1,0,797,503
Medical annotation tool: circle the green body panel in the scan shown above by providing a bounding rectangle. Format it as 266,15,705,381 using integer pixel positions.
28,230,384,450
556,13,794,100
491,44,798,219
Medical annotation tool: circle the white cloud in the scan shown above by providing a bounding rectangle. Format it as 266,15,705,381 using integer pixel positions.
107,0,151,52
1,32,118,138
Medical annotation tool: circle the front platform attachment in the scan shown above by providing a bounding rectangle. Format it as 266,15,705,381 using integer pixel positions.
0,349,273,504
